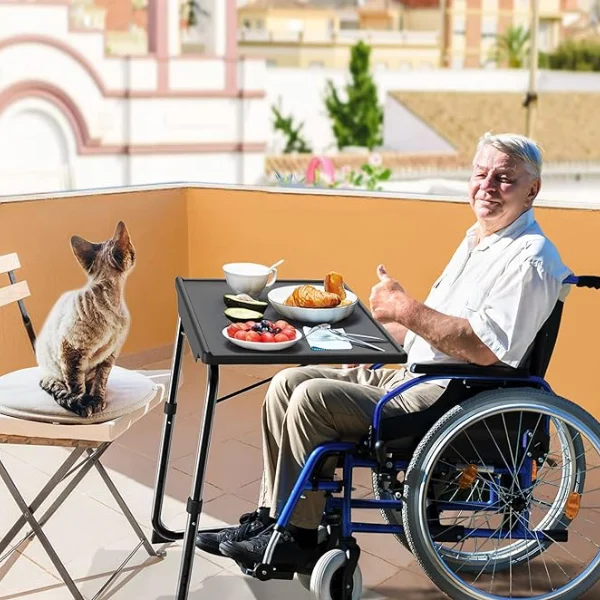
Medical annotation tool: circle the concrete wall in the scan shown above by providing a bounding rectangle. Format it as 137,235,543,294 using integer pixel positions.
0,187,188,374
2,183,599,419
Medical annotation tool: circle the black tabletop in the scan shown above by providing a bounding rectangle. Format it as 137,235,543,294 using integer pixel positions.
175,278,408,366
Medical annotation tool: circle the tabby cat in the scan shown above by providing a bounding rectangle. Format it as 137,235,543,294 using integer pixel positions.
36,221,136,417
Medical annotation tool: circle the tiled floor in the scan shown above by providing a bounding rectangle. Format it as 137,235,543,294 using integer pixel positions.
1,350,600,599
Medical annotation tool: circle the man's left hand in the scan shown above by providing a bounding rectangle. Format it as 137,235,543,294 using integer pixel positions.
369,264,407,323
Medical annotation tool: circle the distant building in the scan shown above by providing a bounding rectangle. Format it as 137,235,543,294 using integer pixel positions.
0,0,267,195
236,0,581,69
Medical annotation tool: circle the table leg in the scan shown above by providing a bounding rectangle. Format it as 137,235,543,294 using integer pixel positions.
176,363,220,600
151,317,186,543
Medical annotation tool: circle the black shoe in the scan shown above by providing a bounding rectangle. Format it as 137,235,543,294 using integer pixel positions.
219,526,322,571
195,509,271,557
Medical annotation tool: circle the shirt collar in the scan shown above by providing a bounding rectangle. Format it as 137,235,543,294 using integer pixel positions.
466,208,535,251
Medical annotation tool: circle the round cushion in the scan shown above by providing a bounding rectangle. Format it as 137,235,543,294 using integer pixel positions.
0,366,158,424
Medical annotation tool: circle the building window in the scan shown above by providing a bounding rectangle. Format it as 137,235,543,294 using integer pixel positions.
453,15,466,34
452,55,464,68
375,62,388,70
481,16,497,38
243,19,251,29
309,61,325,68
267,59,278,67
539,19,554,52
256,19,264,29
340,19,360,30
287,18,304,32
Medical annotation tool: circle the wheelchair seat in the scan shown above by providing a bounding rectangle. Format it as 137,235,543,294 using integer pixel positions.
378,299,565,454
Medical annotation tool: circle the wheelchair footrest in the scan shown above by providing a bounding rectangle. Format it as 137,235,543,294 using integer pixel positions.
252,563,295,581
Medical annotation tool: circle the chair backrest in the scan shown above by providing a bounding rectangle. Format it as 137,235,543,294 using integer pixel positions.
0,253,36,351
518,300,565,378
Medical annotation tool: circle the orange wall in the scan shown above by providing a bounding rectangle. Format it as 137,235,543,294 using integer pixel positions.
187,187,600,418
2,185,599,420
0,188,188,374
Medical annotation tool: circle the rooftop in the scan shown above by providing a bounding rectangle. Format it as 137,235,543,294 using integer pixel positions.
2,183,600,599
389,90,600,165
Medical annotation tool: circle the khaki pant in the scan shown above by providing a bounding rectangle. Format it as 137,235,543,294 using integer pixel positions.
257,365,445,528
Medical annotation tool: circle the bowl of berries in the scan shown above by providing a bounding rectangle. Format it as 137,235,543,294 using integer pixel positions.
223,319,302,351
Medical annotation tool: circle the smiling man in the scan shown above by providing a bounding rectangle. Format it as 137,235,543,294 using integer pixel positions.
195,132,573,575
370,132,571,371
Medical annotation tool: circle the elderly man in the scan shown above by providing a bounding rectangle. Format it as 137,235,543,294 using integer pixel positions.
196,132,571,570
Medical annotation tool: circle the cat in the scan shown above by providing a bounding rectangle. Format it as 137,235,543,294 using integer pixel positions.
35,221,136,418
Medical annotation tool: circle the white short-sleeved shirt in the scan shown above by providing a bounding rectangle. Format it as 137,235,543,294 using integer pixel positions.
403,208,572,370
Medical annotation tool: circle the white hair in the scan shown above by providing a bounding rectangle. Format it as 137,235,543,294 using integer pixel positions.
475,132,543,179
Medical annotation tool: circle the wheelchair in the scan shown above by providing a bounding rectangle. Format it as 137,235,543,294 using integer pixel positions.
240,273,600,600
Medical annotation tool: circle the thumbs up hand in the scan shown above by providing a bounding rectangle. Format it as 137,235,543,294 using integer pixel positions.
369,264,406,323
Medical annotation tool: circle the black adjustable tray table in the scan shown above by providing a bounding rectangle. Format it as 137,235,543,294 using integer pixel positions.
150,278,407,599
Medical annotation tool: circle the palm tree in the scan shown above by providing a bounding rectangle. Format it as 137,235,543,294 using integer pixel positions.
492,25,531,68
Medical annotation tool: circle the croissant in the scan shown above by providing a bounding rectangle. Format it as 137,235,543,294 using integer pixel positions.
284,285,341,308
324,271,346,300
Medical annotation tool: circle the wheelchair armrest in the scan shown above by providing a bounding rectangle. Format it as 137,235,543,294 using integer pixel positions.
409,361,531,379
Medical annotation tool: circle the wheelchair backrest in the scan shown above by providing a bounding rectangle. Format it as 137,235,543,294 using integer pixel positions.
518,300,564,378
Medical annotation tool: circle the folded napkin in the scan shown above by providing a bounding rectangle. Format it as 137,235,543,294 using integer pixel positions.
304,327,352,351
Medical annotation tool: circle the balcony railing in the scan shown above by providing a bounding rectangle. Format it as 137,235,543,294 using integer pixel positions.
238,28,439,45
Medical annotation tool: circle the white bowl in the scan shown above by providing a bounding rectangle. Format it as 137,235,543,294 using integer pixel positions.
222,327,303,352
222,262,278,297
267,285,358,325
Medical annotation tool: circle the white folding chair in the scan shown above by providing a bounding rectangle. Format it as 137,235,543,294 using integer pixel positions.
0,252,170,599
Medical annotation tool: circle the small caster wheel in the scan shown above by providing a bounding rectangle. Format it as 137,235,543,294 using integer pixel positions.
309,549,362,600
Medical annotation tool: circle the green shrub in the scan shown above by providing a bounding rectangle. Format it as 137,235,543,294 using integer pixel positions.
540,39,600,71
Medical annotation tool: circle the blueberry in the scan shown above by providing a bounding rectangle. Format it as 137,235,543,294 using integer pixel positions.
274,327,281,334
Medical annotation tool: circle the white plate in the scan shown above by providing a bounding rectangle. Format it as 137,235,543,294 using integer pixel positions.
267,284,358,324
222,327,303,351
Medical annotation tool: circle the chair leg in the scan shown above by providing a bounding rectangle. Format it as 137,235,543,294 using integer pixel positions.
0,447,85,558
0,442,164,600
4,445,111,556
89,449,161,558
0,457,85,600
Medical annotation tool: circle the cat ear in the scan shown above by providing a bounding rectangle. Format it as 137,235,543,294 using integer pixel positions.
113,221,130,248
71,236,99,272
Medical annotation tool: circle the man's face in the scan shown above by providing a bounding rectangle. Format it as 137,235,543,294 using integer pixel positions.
468,145,540,233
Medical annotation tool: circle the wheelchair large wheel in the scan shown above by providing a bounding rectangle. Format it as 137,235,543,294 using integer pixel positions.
403,388,600,599
374,406,586,573
372,415,585,573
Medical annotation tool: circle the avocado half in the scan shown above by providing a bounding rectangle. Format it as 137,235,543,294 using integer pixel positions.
223,294,268,312
224,307,265,323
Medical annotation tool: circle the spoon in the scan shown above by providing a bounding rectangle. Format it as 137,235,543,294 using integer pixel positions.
268,259,285,271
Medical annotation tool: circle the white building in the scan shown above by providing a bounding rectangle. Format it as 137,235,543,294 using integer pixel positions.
0,0,268,195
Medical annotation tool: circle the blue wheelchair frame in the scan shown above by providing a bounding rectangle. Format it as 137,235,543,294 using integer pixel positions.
260,274,585,570
270,373,552,545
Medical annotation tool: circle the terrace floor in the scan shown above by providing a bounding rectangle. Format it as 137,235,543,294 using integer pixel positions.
2,349,600,599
